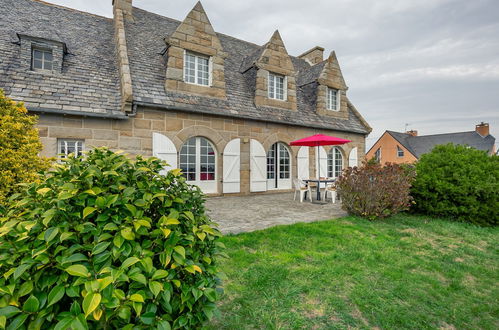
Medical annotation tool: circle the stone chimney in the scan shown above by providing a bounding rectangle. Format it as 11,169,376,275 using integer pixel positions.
406,130,418,137
298,46,324,65
113,0,132,19
475,122,490,136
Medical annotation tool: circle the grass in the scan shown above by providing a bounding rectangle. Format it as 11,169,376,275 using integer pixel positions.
208,214,499,329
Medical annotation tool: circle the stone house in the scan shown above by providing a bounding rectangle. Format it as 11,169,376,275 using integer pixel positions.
0,0,371,195
366,122,496,164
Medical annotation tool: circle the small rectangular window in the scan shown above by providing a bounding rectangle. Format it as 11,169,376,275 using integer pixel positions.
397,146,404,157
268,72,285,100
327,88,340,111
32,48,53,71
374,148,381,163
58,139,84,158
184,51,210,86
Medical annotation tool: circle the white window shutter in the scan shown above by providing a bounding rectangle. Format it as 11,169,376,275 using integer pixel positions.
315,146,328,178
223,139,240,193
349,147,358,167
250,139,267,192
152,133,177,175
297,146,309,180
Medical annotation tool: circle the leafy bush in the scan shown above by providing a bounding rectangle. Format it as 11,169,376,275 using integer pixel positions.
411,144,498,226
336,162,416,220
0,89,51,207
0,148,224,329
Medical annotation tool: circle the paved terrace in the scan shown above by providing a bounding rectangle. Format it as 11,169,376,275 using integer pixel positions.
205,193,347,234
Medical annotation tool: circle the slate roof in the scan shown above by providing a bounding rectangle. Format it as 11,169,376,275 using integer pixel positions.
0,0,123,117
0,0,371,134
387,130,496,158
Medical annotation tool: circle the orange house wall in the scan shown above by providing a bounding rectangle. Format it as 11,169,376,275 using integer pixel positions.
366,132,418,164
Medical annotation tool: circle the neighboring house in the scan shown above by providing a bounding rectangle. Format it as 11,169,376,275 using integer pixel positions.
366,122,496,164
0,0,371,195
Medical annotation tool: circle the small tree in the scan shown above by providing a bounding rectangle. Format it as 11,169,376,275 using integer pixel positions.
0,148,224,328
0,89,50,206
336,162,416,220
411,144,498,226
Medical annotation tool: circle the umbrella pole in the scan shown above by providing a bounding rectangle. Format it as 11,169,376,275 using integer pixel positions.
317,145,320,201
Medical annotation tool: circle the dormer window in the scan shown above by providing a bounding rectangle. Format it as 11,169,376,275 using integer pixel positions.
268,72,286,100
32,47,53,71
184,51,210,86
327,87,340,111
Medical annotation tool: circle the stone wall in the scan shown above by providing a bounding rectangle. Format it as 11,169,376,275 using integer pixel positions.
37,107,366,195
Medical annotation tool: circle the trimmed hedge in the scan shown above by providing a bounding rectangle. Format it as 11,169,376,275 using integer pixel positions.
336,162,416,220
0,148,224,329
411,144,498,226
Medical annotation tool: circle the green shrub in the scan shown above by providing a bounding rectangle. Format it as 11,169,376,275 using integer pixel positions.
336,162,416,220
0,89,51,207
411,144,498,226
0,148,224,329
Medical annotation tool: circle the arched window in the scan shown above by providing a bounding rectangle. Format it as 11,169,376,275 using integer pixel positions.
327,147,343,178
266,142,291,189
179,137,217,193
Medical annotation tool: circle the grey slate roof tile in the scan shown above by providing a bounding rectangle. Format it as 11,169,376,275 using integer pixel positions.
387,130,496,158
0,1,370,134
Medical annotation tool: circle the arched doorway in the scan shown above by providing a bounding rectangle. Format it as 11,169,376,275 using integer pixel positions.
179,136,217,193
266,142,291,190
327,147,344,178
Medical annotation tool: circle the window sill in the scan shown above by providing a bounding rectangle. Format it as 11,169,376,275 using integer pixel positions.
184,81,211,88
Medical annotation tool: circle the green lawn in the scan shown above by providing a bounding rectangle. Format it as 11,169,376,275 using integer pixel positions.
208,215,498,329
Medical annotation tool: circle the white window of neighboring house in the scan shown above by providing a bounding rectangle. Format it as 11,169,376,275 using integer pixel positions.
397,146,404,157
58,139,84,158
268,72,286,100
184,51,210,86
32,47,53,71
327,87,340,111
374,148,381,163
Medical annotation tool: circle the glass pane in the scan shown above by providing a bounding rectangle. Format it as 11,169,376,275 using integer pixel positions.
33,59,43,69
33,50,43,59
44,51,53,62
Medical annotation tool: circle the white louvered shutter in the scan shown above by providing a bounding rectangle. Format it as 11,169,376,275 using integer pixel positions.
223,139,241,193
152,133,177,175
297,146,309,180
349,147,358,167
250,139,267,192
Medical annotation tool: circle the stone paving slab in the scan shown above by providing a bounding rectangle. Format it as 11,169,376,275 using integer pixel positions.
205,192,347,234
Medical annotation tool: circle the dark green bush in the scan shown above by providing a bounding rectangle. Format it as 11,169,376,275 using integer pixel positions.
411,144,498,226
0,148,224,329
336,161,416,220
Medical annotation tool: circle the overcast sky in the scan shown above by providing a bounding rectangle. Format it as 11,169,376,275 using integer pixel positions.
49,0,499,149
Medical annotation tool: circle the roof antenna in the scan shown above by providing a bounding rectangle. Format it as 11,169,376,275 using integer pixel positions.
404,123,410,132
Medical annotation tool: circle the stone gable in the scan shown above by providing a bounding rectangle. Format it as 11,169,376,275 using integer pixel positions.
316,51,349,119
164,2,227,99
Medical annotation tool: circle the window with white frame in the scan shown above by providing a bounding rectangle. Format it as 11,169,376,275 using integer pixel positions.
32,47,53,71
397,146,404,157
268,72,285,100
58,139,84,158
327,147,343,178
327,87,340,111
184,51,210,86
374,148,381,163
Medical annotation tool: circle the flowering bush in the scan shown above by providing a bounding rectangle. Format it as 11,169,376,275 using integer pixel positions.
0,89,51,207
0,148,224,329
336,162,416,220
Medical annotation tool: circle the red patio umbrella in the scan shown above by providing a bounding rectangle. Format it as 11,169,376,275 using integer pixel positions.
290,134,351,189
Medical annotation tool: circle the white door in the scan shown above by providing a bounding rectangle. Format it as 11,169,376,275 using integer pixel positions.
223,139,240,193
349,147,358,167
267,142,292,190
152,133,177,175
250,139,267,192
179,137,217,194
297,147,309,180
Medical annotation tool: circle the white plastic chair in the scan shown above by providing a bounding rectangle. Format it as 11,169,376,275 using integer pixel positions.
323,182,337,203
293,178,312,202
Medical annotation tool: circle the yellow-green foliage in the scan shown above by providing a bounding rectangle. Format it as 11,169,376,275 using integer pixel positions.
0,89,51,206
